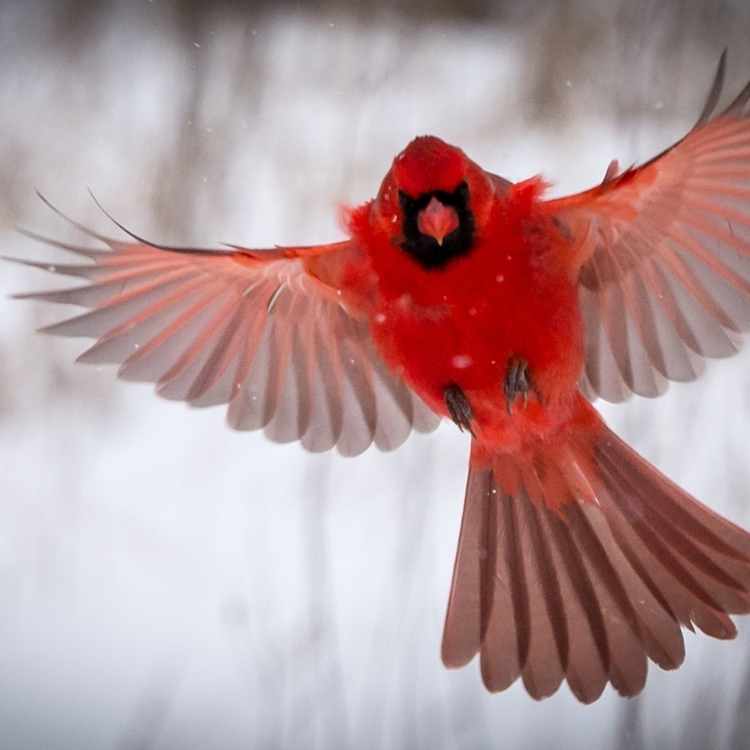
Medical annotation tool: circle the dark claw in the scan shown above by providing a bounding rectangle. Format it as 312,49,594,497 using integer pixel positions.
444,384,475,437
504,356,534,415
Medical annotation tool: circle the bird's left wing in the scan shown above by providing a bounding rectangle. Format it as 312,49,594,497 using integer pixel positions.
8,204,439,455
545,53,750,402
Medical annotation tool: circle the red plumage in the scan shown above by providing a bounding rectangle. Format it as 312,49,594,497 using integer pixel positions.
357,166,583,450
9,53,750,702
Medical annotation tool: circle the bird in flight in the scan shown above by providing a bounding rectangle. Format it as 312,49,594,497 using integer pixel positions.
9,52,750,703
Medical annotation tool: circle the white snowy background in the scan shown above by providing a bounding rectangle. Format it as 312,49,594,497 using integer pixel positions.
1,1,750,748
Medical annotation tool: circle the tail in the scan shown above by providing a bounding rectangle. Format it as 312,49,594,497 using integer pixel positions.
441,401,750,703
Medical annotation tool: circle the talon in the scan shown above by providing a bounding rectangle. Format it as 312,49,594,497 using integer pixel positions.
504,356,534,415
444,384,475,437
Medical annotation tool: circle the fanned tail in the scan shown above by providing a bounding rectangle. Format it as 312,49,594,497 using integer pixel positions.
442,399,750,703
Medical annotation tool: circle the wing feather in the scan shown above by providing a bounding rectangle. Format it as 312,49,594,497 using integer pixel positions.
11,211,439,454
548,54,750,401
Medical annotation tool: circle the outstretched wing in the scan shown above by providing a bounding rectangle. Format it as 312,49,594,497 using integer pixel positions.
8,202,439,455
546,52,750,402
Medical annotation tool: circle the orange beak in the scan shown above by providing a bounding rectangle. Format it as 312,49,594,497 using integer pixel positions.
417,197,459,246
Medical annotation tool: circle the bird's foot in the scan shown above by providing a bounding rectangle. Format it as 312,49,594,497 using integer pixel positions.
504,356,535,415
444,384,475,437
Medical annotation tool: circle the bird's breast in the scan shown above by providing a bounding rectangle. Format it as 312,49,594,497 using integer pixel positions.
367,235,584,442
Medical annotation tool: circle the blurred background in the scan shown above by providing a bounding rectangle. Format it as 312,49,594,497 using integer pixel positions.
2,0,750,747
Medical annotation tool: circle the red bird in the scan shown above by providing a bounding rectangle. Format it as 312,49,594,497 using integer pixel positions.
10,53,750,703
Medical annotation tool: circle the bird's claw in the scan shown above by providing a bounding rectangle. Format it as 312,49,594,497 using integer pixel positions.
504,356,535,415
444,384,475,437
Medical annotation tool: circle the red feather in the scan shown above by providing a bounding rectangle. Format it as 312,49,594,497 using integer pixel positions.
10,55,750,703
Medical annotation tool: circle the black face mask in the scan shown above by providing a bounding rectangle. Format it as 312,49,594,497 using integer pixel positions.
398,181,475,270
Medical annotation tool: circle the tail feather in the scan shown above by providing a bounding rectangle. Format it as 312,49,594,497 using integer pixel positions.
442,416,750,703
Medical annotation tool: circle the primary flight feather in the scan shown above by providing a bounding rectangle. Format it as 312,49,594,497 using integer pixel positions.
10,52,750,703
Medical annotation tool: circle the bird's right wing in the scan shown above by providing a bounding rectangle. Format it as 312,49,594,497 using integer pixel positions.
8,200,439,455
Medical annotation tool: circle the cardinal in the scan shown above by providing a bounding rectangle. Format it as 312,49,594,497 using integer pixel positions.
9,52,750,703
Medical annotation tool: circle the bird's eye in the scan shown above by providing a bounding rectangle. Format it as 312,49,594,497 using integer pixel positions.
398,190,418,212
453,182,469,204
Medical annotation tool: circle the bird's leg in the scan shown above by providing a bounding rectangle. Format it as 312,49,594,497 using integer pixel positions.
444,384,475,437
504,356,534,415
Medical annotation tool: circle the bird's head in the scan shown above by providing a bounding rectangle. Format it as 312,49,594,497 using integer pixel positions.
373,136,494,269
